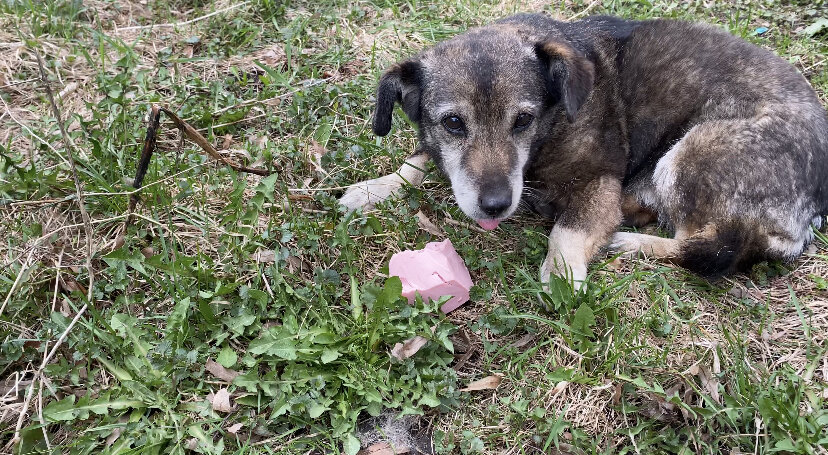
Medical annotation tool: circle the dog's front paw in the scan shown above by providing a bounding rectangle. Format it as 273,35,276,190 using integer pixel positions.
540,254,587,293
339,175,403,211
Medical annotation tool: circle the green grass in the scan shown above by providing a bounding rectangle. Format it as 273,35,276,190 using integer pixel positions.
1,0,827,454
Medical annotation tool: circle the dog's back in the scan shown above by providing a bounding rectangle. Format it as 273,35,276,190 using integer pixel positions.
615,19,828,272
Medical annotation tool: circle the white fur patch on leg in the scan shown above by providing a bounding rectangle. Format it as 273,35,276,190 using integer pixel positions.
609,232,680,258
339,154,428,211
540,226,589,292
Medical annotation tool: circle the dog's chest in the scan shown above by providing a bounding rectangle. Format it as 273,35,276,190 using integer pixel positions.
523,122,627,218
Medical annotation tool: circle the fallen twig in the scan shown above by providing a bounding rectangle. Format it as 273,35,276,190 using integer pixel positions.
127,104,275,225
35,50,95,303
10,53,96,449
113,2,251,32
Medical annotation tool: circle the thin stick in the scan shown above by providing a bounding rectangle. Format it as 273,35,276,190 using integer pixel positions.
159,106,272,176
11,303,88,447
568,0,600,20
127,104,276,222
36,51,95,303
208,78,326,117
0,249,34,318
128,105,162,224
50,246,65,317
2,214,129,270
5,161,206,207
0,95,71,168
10,50,99,450
37,380,51,451
114,2,250,32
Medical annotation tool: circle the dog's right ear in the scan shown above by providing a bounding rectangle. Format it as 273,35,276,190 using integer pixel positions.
373,59,422,136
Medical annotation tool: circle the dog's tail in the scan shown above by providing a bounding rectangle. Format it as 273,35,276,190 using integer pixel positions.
674,222,758,277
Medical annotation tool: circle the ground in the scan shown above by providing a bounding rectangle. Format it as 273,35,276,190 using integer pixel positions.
1,0,827,454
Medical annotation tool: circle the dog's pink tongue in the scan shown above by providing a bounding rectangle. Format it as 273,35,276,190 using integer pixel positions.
476,219,500,231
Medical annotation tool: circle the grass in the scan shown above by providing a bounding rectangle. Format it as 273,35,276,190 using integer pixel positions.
1,0,826,453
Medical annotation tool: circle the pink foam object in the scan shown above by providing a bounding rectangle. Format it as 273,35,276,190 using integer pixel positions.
388,239,474,313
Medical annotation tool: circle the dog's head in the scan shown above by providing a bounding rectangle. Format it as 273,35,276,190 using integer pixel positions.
373,23,595,229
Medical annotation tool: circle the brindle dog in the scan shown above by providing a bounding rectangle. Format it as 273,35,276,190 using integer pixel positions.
340,14,828,290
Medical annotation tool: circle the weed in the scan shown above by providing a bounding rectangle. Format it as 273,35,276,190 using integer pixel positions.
1,0,826,454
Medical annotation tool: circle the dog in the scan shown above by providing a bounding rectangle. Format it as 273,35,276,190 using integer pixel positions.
340,13,828,291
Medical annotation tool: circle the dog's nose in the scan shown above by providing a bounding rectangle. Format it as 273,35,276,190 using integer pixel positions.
478,185,512,217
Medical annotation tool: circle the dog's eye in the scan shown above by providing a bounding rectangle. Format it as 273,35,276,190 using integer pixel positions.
441,115,465,135
514,113,534,131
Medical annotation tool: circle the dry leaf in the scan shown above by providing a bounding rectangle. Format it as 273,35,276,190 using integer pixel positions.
211,388,234,413
415,211,443,236
686,363,700,376
308,140,327,174
226,148,252,161
605,256,624,271
341,59,367,77
711,348,721,374
611,383,622,405
727,286,749,299
510,334,535,349
639,392,679,422
221,134,233,150
206,359,239,382
60,298,71,317
254,249,277,263
551,380,569,396
60,277,87,296
285,256,305,273
460,374,503,392
259,45,286,67
226,423,243,434
357,442,411,455
105,427,122,447
390,336,429,361
697,366,721,404
112,234,125,251
58,82,78,100
253,135,268,148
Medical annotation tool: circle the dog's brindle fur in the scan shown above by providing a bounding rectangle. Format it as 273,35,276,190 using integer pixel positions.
341,14,828,289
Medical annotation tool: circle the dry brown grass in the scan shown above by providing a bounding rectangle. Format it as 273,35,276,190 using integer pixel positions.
2,0,827,453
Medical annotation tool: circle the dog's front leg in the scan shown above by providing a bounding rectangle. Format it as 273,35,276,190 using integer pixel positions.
540,175,622,291
339,152,429,211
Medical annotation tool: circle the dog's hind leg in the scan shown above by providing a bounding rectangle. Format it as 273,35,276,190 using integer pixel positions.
609,223,754,277
609,232,682,258
339,152,429,211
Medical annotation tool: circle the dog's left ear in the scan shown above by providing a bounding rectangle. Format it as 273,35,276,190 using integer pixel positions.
373,59,423,136
535,41,595,123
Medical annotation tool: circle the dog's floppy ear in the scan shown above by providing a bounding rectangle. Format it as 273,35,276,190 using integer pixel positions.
535,41,595,123
373,59,422,136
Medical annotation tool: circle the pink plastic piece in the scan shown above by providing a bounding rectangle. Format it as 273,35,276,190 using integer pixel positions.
476,219,500,230
388,239,474,313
